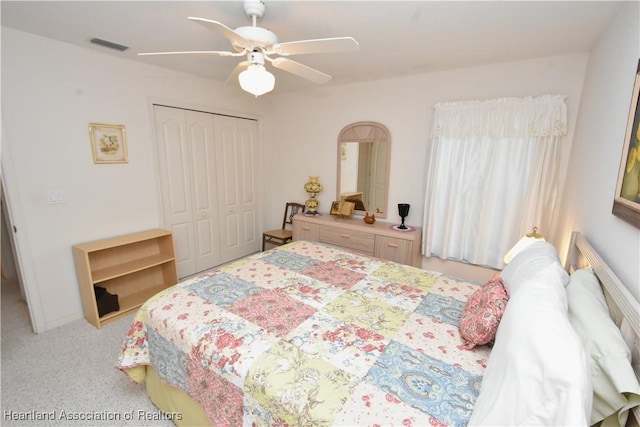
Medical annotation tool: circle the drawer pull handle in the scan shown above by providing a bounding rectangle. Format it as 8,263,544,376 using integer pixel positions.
302,227,311,231
340,234,350,239
387,243,399,248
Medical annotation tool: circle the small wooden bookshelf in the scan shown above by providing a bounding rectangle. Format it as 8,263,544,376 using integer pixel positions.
72,229,178,328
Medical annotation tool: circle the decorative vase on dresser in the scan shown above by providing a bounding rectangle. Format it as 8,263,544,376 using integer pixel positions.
364,212,376,224
292,214,422,267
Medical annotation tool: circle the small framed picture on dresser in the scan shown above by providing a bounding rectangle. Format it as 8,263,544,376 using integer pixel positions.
330,201,341,215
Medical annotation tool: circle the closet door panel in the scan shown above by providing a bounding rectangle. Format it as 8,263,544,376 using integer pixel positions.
186,111,220,272
215,116,259,263
237,121,258,245
165,127,189,215
223,214,240,247
154,106,196,278
243,211,256,243
218,125,240,253
240,127,256,204
218,125,242,252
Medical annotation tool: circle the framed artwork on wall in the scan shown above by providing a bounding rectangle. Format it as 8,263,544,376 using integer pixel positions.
613,60,640,228
89,123,128,164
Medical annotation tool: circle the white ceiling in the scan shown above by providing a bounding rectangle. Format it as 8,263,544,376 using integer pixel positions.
1,1,625,93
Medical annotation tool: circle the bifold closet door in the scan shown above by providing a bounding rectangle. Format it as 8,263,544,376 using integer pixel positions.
214,115,260,263
154,105,220,278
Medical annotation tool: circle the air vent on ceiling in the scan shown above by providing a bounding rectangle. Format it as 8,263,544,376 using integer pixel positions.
90,37,129,52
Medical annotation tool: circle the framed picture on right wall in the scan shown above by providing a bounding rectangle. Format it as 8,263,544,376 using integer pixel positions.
613,59,640,228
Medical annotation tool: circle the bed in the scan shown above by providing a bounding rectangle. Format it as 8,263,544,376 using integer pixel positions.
116,232,640,426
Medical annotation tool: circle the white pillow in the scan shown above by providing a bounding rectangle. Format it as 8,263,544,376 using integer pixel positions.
470,263,592,426
566,268,640,427
500,240,569,296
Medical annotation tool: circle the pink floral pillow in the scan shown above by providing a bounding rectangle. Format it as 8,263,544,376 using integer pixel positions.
459,277,509,350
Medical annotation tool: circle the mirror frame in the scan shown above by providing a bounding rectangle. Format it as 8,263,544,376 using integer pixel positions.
337,121,391,218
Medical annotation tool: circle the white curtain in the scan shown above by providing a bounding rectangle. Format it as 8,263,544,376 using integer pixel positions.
422,95,567,268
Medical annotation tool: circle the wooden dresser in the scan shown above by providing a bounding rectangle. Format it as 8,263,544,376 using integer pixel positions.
292,214,422,267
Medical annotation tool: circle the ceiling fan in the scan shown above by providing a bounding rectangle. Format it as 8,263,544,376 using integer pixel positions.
139,0,360,96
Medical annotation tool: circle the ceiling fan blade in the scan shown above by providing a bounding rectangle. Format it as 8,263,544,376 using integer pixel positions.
268,37,359,56
188,17,251,50
225,60,250,85
271,57,331,84
138,50,243,57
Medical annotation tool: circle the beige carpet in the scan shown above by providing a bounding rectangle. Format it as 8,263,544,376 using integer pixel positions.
1,278,175,426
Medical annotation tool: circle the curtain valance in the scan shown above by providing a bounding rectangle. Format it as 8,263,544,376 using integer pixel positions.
431,94,567,138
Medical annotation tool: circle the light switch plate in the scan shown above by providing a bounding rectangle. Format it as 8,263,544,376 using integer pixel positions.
47,190,66,205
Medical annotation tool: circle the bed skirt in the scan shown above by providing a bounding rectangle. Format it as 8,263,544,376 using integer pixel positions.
146,365,210,427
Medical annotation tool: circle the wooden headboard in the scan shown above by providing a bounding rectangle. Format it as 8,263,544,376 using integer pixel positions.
565,231,640,427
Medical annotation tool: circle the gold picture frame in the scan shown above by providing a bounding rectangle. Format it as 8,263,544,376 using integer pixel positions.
613,60,640,227
89,123,128,164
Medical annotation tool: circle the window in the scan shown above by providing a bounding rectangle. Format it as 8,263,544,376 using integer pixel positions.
422,95,567,268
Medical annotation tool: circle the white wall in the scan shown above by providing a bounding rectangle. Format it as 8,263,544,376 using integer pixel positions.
1,28,271,332
556,1,640,301
262,54,590,252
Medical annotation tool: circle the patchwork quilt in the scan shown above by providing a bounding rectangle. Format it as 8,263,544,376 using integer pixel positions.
117,240,490,426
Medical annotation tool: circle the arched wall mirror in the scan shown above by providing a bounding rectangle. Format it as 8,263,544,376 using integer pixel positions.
337,121,390,218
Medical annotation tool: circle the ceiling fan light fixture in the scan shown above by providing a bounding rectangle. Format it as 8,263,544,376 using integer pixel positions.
239,63,275,97
140,0,358,94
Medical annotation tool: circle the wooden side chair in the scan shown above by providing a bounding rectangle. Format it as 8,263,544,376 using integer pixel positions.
262,202,305,251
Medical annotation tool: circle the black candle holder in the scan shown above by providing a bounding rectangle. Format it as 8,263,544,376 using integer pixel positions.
398,203,410,229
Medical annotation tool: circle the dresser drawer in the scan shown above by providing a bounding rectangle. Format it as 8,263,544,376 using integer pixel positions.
293,220,319,241
319,226,375,253
374,236,413,265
